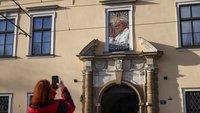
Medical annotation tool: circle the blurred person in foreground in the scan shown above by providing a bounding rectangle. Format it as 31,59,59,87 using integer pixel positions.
28,79,75,113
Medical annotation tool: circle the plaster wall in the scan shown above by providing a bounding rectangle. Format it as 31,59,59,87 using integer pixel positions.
0,0,200,113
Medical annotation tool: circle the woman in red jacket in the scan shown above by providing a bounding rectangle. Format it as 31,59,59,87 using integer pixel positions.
28,79,75,113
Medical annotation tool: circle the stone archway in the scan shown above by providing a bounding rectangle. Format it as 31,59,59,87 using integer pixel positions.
101,84,139,113
77,38,163,113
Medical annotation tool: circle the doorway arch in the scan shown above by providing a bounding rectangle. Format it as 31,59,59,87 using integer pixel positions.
100,83,140,113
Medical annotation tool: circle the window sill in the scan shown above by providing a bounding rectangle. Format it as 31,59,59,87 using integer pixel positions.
103,50,136,55
0,56,17,59
26,54,56,58
99,0,136,4
176,47,200,51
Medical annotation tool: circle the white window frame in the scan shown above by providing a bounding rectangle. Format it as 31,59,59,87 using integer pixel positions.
0,12,19,57
26,92,33,113
0,93,13,113
176,1,200,48
182,88,200,113
176,0,200,2
29,11,56,56
105,5,133,52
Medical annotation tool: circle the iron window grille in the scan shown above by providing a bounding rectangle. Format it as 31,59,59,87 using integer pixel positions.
185,90,200,113
0,94,12,113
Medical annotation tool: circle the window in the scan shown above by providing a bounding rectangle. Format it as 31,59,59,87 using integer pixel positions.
27,93,33,105
0,94,12,113
105,6,133,52
177,3,200,48
0,13,18,57
26,93,33,113
29,11,55,56
183,89,200,113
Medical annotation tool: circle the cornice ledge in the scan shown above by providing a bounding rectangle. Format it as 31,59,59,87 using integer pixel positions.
26,5,60,11
141,51,163,59
99,0,136,5
0,8,19,13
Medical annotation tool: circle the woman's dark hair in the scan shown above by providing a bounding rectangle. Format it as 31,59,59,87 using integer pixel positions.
31,79,54,105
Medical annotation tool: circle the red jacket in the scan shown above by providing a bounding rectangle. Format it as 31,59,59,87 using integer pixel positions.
28,87,75,113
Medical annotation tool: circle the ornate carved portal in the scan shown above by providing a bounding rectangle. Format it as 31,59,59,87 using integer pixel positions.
77,39,163,113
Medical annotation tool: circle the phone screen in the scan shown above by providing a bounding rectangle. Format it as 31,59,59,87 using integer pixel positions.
52,75,59,90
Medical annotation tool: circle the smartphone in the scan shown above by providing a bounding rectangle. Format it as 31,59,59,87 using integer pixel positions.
52,75,59,90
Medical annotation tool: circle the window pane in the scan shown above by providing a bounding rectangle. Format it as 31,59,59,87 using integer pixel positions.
181,21,191,33
0,20,6,31
192,5,200,17
0,96,9,112
32,42,41,55
193,21,200,32
43,31,51,42
180,6,191,18
42,42,50,54
43,17,52,29
194,33,200,46
34,18,42,29
5,45,13,56
182,34,193,46
7,19,15,31
6,33,14,44
0,34,5,44
33,32,42,42
0,46,4,56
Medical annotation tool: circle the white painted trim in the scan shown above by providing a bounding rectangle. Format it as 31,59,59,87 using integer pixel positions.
176,3,181,48
105,5,133,52
26,92,33,113
27,92,33,105
13,13,19,57
176,1,200,8
0,13,19,57
175,0,200,4
29,11,56,55
0,93,13,113
182,88,200,113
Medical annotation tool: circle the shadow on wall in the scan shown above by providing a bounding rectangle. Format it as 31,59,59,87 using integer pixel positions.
92,39,192,113
151,42,200,113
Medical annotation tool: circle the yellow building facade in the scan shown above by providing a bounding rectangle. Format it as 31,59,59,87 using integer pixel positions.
0,0,200,113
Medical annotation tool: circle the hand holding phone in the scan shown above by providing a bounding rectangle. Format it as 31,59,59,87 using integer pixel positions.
59,79,65,88
52,75,59,90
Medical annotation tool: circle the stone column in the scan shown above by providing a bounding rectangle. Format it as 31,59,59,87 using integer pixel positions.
145,57,158,113
146,68,155,113
82,60,93,113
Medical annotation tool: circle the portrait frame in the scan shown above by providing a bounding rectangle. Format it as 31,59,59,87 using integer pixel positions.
105,5,133,52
